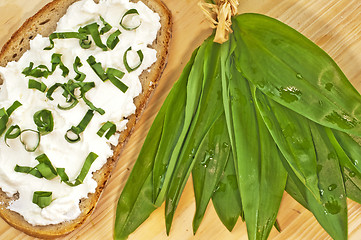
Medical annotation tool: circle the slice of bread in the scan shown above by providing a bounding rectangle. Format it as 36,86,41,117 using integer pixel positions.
0,0,172,238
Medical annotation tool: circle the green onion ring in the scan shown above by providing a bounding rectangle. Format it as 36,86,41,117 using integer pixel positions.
123,47,144,73
120,9,141,31
20,129,41,152
106,30,121,50
33,109,54,135
4,124,21,146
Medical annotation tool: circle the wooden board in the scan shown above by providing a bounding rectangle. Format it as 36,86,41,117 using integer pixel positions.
1,0,361,239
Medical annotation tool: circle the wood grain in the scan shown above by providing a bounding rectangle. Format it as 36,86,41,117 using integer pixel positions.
1,0,361,239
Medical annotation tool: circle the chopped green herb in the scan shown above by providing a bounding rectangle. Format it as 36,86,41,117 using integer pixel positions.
33,109,54,135
97,121,117,139
28,79,47,92
120,9,141,30
65,110,94,143
33,191,52,208
123,47,144,73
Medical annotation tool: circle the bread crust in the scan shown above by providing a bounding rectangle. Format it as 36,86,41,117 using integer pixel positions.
0,0,172,238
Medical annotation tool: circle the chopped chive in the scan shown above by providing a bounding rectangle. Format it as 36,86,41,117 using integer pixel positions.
22,62,51,78
28,79,47,92
20,129,40,152
97,121,117,139
87,56,108,81
33,109,54,135
6,100,22,116
120,9,141,31
73,56,86,82
106,68,128,93
106,30,121,50
44,32,90,50
100,16,112,35
65,152,98,186
123,47,144,73
15,165,42,178
65,110,94,143
35,154,58,180
79,22,107,51
33,191,52,208
0,101,22,136
51,53,69,77
4,124,21,146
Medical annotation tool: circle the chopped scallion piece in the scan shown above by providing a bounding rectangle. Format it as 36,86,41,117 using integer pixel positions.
46,83,63,101
44,32,91,50
14,165,42,178
87,56,108,81
65,110,94,143
33,109,54,135
28,79,47,92
106,68,128,93
6,100,22,116
64,152,98,186
79,22,107,51
4,124,21,146
100,16,112,34
120,9,141,31
97,121,117,140
33,191,52,208
123,47,144,73
73,56,86,82
35,154,58,180
106,30,121,50
20,129,40,152
22,62,51,78
0,101,22,136
51,53,69,77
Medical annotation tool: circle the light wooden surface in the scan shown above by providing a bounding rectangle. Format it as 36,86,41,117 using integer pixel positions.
1,0,361,239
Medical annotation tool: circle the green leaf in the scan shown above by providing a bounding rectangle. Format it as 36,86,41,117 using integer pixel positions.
192,113,231,234
221,48,287,240
151,47,201,205
281,122,348,240
329,130,361,204
212,151,243,232
232,13,361,137
153,37,212,208
164,37,225,234
255,89,320,201
114,46,199,240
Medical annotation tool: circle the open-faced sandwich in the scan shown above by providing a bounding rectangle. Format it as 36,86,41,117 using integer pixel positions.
0,0,171,238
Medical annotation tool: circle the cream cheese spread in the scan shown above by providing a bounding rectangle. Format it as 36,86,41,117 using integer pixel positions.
0,0,160,225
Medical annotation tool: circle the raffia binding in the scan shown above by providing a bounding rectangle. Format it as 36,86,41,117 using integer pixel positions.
199,0,239,43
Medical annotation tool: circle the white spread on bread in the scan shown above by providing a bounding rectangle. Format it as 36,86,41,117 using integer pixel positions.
0,0,160,225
